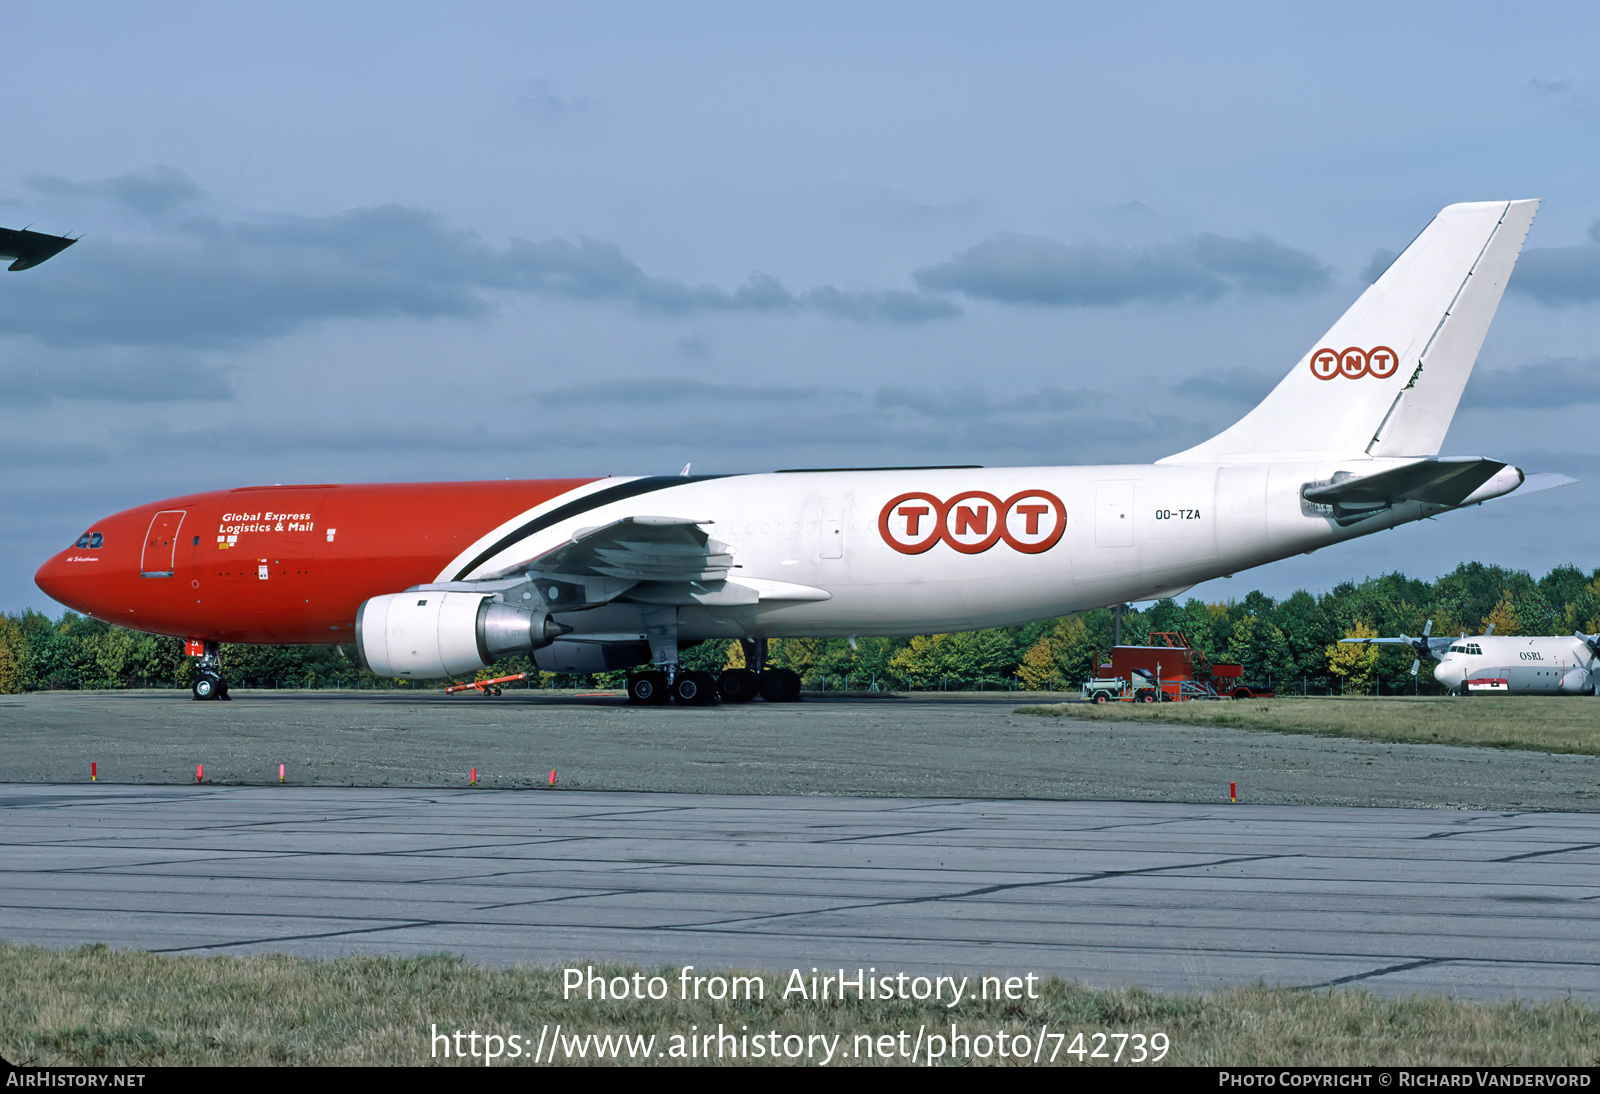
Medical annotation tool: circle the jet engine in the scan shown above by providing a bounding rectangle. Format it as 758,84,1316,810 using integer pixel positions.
355,592,568,678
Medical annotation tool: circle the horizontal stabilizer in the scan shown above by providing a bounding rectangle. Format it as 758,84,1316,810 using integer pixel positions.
1305,458,1510,508
0,226,76,271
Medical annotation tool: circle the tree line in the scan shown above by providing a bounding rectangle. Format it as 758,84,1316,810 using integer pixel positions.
3,561,1596,696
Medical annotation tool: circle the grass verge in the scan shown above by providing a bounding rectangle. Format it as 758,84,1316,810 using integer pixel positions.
2,944,1595,1066
1014,695,1600,756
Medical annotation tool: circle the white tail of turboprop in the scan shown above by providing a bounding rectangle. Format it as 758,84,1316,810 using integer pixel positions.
1161,199,1539,464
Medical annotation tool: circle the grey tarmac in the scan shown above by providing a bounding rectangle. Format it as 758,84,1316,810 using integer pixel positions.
1,691,1596,1002
1,784,1596,1002
1,689,1597,809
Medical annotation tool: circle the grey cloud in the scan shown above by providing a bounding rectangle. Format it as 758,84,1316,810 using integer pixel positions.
916,234,1225,306
800,286,960,322
872,385,1105,419
1174,368,1278,405
674,333,710,357
0,438,112,468
914,230,1329,306
0,342,233,406
516,78,592,115
1529,77,1574,96
495,238,958,321
1460,358,1600,408
26,166,204,221
113,381,1199,468
0,206,491,348
0,169,958,350
1512,223,1600,304
1185,233,1331,295
542,378,841,409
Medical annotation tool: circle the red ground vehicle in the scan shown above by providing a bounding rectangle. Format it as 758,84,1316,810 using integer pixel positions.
1090,632,1254,702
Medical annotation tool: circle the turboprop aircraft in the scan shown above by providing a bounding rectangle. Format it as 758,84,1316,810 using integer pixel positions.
35,199,1565,704
1344,624,1599,696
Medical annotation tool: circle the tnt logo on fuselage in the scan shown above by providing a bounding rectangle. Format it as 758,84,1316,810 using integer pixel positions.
1310,346,1399,380
879,490,1066,555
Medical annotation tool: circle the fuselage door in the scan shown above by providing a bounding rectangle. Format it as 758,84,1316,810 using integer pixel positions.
141,510,186,577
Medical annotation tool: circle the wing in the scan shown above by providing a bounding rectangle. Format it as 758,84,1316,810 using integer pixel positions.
534,516,732,583
0,226,76,271
413,515,829,610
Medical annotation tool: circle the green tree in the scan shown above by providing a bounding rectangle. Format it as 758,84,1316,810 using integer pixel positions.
0,616,23,694
1326,621,1381,693
1226,614,1290,684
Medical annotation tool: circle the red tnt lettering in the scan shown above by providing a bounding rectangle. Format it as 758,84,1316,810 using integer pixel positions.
1015,504,1049,535
897,506,930,536
953,506,989,535
1366,346,1399,378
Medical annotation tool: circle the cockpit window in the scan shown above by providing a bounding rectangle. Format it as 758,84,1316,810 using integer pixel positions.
75,534,92,549
89,533,103,549
73,531,104,550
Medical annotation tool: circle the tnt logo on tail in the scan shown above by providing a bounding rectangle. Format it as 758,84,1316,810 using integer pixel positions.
1310,346,1400,380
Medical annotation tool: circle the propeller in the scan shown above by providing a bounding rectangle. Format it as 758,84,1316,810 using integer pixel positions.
1578,632,1600,659
1410,619,1433,676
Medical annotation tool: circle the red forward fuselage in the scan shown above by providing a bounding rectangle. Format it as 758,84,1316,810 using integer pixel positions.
34,480,595,644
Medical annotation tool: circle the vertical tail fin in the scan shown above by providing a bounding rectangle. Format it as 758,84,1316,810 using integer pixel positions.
1161,199,1538,464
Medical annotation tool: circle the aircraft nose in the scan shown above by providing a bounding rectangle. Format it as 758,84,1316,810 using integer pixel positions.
34,552,72,604
35,541,98,612
36,514,123,615
1433,661,1464,688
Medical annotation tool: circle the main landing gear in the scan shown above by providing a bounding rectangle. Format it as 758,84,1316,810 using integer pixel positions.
626,638,802,705
190,640,231,701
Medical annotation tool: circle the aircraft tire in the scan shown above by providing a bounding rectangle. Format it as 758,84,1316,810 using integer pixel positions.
192,675,218,701
718,668,759,703
760,668,802,702
629,671,670,705
673,671,718,706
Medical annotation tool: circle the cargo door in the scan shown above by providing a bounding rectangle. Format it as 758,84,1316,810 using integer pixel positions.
1094,482,1135,548
140,511,185,577
819,498,848,559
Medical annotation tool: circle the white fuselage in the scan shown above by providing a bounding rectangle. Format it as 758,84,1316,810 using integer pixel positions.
443,460,1449,641
1433,636,1598,696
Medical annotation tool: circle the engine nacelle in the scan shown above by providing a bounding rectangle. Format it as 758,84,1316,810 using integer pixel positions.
1559,668,1595,696
355,592,567,678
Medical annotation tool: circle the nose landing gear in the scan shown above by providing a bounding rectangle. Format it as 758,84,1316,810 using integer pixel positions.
189,641,231,701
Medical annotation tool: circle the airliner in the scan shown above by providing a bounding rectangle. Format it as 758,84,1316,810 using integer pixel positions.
35,200,1562,704
1346,624,1599,696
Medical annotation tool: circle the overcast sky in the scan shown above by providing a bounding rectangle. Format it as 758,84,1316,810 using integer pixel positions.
5,2,1598,615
